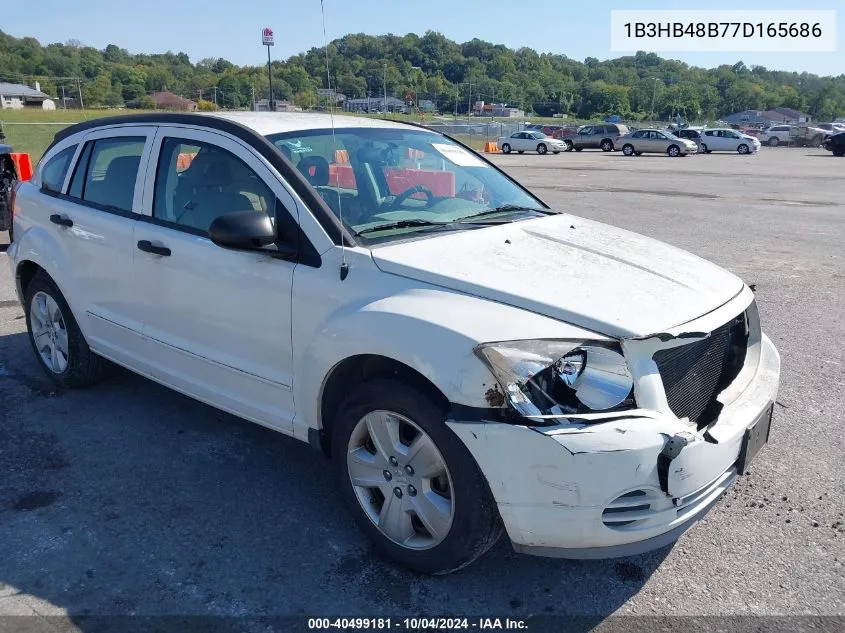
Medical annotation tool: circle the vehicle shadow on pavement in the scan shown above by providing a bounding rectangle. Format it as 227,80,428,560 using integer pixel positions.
0,329,667,626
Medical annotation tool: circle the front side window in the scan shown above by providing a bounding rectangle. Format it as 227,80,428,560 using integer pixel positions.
40,145,77,193
267,128,547,243
68,137,145,212
154,137,275,234
580,126,593,135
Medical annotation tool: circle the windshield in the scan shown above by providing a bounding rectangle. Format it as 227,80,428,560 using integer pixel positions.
530,132,548,139
266,128,548,242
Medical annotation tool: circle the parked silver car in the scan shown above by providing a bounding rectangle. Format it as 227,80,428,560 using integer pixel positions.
619,129,698,157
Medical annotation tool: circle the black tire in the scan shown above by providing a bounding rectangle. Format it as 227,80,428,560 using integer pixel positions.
331,378,503,575
564,140,573,151
768,137,779,147
622,144,635,156
536,143,547,155
833,148,845,157
24,272,112,388
634,151,643,156
600,139,614,152
501,143,511,154
700,144,708,154
737,143,749,155
552,151,560,154
667,144,680,157
517,150,524,154
574,147,583,152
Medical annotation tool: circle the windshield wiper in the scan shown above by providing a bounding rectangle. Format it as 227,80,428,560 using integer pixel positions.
354,218,454,236
456,205,556,223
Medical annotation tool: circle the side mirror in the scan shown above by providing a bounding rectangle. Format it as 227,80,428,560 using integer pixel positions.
208,210,277,251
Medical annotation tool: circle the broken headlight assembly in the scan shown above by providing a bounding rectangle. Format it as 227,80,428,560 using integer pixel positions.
474,340,635,424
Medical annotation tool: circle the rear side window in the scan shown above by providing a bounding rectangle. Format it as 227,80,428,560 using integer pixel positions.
40,145,77,193
68,137,145,212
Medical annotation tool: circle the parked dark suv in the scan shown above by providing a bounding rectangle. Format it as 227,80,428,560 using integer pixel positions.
823,131,845,157
677,128,703,151
0,126,17,240
566,123,630,152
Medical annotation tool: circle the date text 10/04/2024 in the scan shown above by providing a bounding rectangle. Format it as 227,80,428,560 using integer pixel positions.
307,618,528,630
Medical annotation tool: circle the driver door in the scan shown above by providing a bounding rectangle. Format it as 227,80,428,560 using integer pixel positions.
132,126,299,432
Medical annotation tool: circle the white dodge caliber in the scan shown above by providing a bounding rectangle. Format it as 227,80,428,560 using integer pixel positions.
8,113,780,574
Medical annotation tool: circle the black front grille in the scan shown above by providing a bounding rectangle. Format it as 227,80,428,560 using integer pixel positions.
653,312,748,427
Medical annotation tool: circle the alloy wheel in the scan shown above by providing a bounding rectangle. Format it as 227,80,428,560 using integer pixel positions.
346,410,454,550
30,291,69,374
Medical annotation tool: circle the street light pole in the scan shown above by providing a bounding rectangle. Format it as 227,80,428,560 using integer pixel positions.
650,78,660,123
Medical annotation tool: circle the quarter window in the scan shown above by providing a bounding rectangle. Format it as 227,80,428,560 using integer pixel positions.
40,145,77,193
68,137,145,212
153,137,275,234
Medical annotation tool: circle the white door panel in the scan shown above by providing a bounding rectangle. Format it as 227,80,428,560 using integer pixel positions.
54,127,157,359
132,127,296,431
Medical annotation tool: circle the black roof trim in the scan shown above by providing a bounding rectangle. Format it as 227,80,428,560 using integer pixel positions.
47,113,353,246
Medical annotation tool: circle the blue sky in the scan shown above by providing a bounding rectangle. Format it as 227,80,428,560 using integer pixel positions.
6,0,843,76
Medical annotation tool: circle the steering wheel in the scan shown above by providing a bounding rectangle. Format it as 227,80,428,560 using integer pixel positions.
386,185,436,210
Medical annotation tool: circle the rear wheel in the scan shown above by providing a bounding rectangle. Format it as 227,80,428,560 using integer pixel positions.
737,144,750,154
622,144,635,156
24,272,112,388
536,143,547,155
600,139,614,152
501,143,511,154
667,145,680,157
332,378,502,575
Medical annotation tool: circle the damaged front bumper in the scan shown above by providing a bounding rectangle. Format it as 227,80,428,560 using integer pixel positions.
447,292,780,559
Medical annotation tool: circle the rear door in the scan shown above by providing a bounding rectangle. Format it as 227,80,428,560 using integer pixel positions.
50,127,156,366
132,125,299,431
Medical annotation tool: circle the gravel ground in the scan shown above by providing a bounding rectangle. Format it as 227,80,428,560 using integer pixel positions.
0,147,842,630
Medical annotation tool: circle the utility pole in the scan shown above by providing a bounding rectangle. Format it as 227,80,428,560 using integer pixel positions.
454,83,459,118
77,78,84,109
650,78,659,123
61,86,67,109
213,86,217,108
467,78,472,122
383,63,387,114
252,84,256,111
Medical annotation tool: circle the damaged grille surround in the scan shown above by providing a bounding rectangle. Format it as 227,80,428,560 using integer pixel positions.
652,310,750,428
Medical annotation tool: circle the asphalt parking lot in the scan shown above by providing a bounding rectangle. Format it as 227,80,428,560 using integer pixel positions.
0,147,843,627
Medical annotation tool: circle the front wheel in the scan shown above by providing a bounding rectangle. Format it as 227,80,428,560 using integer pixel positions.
737,143,749,154
536,143,547,155
574,147,583,152
833,148,845,157
768,137,779,147
332,379,503,575
25,272,112,388
622,144,635,156
564,140,573,151
501,143,511,154
667,144,680,157
699,144,708,154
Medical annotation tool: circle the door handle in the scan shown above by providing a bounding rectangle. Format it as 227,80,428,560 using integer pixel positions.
49,214,73,228
137,240,171,257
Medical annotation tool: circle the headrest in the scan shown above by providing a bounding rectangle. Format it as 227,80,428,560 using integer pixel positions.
296,155,329,187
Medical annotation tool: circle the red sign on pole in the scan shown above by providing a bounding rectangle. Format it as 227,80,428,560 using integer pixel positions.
262,27,274,46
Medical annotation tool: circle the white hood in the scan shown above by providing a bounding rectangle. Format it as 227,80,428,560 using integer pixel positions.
371,214,744,338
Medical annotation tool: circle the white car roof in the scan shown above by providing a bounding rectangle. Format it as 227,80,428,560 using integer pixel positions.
202,112,418,136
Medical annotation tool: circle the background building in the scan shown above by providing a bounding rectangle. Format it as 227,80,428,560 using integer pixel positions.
0,82,55,110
